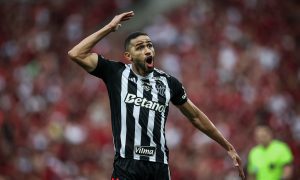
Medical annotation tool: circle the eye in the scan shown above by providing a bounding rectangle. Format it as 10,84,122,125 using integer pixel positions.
136,45,144,50
147,44,153,48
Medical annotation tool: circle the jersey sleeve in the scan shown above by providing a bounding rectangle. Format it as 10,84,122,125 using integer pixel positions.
278,142,293,166
89,54,122,82
169,76,188,105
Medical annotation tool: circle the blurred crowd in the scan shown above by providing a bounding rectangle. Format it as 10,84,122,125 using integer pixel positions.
0,0,299,179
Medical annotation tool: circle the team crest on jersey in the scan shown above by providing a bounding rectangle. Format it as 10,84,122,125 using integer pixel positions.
142,82,152,91
155,80,166,96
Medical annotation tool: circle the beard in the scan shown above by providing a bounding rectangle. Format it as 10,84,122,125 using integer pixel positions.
133,56,154,75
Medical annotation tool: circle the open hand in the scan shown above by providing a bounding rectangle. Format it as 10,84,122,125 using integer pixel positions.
108,11,135,31
228,149,245,180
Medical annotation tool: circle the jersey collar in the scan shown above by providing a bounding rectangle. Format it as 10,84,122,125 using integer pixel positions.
128,64,154,79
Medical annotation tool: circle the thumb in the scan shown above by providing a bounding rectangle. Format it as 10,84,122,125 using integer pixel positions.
113,24,122,31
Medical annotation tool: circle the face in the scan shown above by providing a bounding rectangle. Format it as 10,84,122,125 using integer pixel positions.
125,35,155,76
254,126,273,147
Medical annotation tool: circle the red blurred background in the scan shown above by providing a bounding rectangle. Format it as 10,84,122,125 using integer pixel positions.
0,0,299,179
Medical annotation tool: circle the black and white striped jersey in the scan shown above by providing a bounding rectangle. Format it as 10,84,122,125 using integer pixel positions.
90,55,187,164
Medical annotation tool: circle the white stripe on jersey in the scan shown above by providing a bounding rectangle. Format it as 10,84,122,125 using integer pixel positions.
120,66,130,157
133,78,143,160
160,76,171,164
146,75,157,162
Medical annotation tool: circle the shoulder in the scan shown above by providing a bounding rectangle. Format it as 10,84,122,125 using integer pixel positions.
89,54,126,78
97,55,127,72
153,69,185,93
249,145,263,156
98,54,125,66
154,68,171,78
154,68,181,82
271,140,291,150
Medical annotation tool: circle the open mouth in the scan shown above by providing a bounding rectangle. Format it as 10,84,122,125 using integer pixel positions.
145,56,154,68
145,56,153,64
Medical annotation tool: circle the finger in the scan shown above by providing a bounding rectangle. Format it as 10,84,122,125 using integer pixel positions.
235,159,245,179
121,18,131,21
238,166,245,180
122,14,134,19
126,11,134,14
121,14,134,20
114,12,133,22
121,14,134,19
120,17,133,21
234,165,244,179
113,24,121,31
120,11,134,17
124,11,134,16
233,158,239,166
232,156,245,179
117,24,122,29
235,155,242,165
232,156,239,167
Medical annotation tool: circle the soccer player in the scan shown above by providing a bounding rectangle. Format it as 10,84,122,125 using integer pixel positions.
68,11,245,180
247,125,293,180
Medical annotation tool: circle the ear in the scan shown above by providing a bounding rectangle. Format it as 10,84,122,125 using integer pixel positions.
124,52,132,62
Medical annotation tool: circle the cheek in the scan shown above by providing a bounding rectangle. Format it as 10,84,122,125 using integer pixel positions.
134,59,145,65
151,49,155,56
132,53,145,61
255,133,263,142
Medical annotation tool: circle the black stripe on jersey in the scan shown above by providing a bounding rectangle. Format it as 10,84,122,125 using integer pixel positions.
109,71,123,155
153,71,167,163
162,106,170,162
125,71,137,157
139,79,152,161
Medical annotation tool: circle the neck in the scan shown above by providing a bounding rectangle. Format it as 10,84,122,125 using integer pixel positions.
132,64,149,77
262,140,272,148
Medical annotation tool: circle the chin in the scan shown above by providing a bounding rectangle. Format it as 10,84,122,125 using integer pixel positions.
146,68,154,73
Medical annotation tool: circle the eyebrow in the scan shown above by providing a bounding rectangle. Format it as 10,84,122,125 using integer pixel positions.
135,40,152,47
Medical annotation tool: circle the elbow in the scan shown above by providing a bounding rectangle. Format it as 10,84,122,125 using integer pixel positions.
68,49,89,63
68,49,78,60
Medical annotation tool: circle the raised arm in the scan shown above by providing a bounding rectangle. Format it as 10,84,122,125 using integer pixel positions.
68,11,134,72
177,99,245,179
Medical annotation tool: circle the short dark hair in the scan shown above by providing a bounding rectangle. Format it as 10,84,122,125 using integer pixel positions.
124,31,149,51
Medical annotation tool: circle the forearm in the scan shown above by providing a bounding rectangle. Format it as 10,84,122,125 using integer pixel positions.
193,112,245,179
192,113,245,178
67,11,134,72
179,100,234,151
68,25,113,59
178,98,245,179
190,110,233,151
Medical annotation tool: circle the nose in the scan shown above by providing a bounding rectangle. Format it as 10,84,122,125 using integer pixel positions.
144,47,151,56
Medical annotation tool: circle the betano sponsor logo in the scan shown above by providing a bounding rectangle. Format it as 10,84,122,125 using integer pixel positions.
124,93,166,112
135,146,156,156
